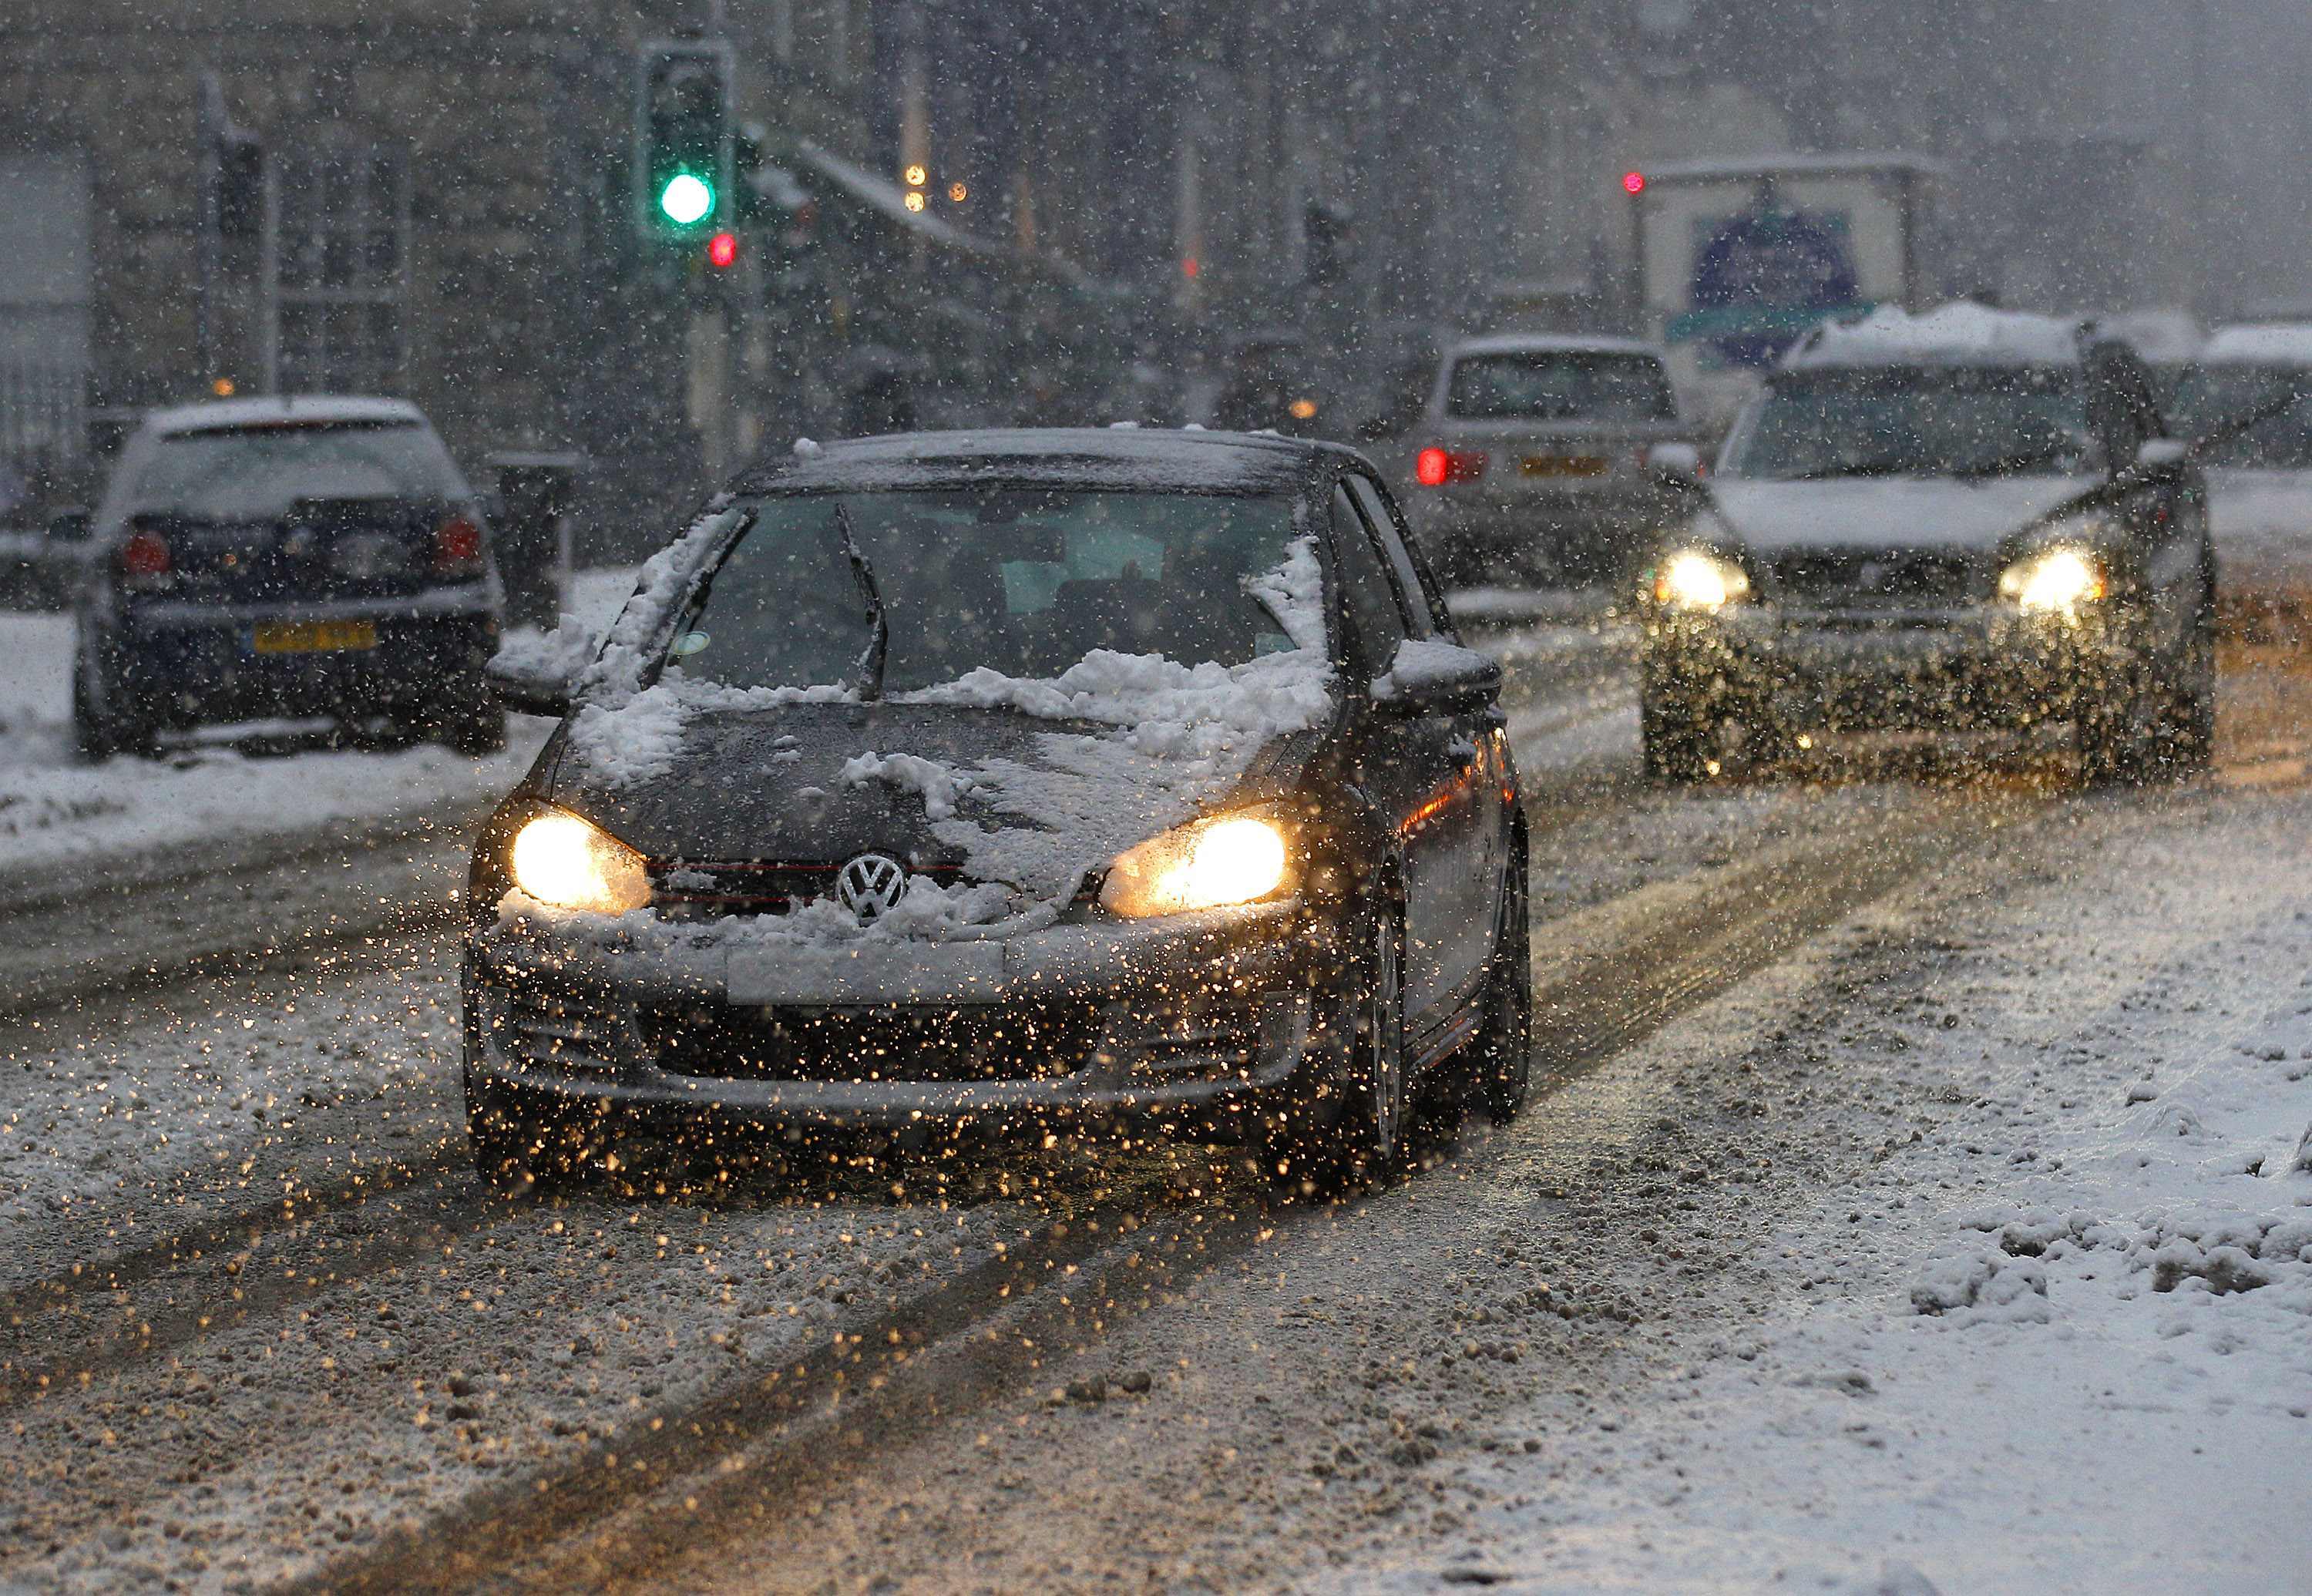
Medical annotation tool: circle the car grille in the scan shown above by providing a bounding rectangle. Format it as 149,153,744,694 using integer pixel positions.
649,861,971,919
501,986,635,1071
643,1002,1104,1084
1772,549,1980,610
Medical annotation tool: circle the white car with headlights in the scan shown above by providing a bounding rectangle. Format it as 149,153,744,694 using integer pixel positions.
1638,303,2215,785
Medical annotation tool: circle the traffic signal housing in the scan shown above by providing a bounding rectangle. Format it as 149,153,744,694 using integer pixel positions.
634,40,734,244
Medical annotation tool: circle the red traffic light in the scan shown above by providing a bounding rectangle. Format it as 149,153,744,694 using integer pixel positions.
706,230,739,269
1622,170,1648,196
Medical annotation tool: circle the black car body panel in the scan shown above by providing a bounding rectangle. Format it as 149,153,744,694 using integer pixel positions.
74,397,502,740
464,429,1521,1141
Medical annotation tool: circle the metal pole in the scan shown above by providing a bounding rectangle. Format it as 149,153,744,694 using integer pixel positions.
197,71,223,384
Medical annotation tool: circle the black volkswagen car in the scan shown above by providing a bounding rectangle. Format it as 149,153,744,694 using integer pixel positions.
72,397,505,758
468,429,1531,1191
1638,304,2214,785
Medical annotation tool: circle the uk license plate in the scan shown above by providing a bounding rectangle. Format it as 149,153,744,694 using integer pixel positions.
1521,455,1608,479
250,620,378,654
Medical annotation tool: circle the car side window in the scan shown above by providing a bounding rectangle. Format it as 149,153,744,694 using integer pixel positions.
1330,482,1410,676
1345,475,1444,638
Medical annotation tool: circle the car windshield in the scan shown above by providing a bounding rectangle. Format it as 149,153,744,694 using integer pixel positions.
2169,365,2312,468
1726,366,2098,480
674,489,1306,694
1445,351,1675,422
133,422,469,520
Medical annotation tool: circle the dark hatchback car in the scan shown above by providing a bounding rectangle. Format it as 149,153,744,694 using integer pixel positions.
1638,305,2213,785
72,397,505,757
468,429,1531,1191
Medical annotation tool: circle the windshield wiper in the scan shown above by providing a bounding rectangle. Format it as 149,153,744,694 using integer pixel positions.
1785,454,1926,482
1950,445,2080,479
835,502,888,702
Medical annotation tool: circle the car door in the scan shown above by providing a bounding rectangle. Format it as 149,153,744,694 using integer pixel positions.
1329,479,1474,1032
1346,472,1502,1007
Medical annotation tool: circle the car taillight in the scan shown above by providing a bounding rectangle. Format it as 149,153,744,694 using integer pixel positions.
432,516,483,579
1415,447,1487,487
119,526,173,588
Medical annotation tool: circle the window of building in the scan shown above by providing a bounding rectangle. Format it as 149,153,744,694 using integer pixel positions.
267,136,410,395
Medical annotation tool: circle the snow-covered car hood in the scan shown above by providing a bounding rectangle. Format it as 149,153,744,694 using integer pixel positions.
1710,474,2101,554
542,638,1339,926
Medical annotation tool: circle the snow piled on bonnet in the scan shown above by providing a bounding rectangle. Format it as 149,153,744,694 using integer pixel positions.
529,533,1335,937
1793,301,2082,369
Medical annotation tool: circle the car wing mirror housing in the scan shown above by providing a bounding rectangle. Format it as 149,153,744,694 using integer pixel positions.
46,508,92,542
2136,437,2189,472
1647,442,1705,485
1373,640,1502,717
485,626,597,718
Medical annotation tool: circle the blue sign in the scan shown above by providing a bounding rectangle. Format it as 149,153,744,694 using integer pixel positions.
1667,207,1869,369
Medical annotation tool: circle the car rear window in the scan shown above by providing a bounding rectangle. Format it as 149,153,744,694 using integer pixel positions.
133,421,469,521
1445,352,1675,422
675,489,1307,694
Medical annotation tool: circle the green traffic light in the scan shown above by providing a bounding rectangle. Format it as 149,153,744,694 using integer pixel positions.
658,172,714,227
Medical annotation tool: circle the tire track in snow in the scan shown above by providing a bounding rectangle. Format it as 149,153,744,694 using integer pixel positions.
289,784,2025,1595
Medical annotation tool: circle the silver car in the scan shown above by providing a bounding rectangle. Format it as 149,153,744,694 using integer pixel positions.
1394,334,1697,586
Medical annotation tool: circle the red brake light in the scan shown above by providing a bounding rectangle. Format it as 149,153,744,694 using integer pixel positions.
120,526,172,580
432,516,483,578
1416,447,1486,487
1623,170,1648,195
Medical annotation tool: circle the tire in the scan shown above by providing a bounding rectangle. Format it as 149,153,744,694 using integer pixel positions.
2162,603,2217,776
424,677,508,754
1640,669,1715,784
1257,892,1410,1195
2076,652,2161,788
1468,831,1534,1124
464,1073,578,1197
71,650,154,761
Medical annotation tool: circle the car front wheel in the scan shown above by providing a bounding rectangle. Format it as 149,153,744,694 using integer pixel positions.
1467,832,1533,1123
1640,667,1716,783
1258,892,1409,1195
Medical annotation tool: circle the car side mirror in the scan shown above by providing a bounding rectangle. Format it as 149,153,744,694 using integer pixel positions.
2135,437,2189,472
1647,442,1704,484
1372,639,1501,717
45,508,91,543
485,625,596,718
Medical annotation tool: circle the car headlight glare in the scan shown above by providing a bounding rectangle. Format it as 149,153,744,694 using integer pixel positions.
1101,814,1292,919
1654,549,1750,611
509,810,652,914
2000,546,2107,614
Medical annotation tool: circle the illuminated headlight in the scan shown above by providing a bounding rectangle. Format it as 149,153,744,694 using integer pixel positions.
1653,549,1751,611
1100,813,1292,919
509,810,652,914
1999,546,2107,615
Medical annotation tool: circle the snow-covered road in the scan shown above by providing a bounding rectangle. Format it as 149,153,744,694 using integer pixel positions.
0,623,2307,1594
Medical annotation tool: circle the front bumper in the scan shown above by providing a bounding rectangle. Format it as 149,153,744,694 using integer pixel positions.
1409,489,1677,581
1642,603,2142,731
462,898,1332,1132
113,591,499,725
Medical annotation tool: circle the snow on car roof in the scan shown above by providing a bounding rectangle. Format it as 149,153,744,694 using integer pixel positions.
142,395,432,436
1641,151,1950,184
1447,334,1667,361
1785,302,2085,371
2199,323,2312,367
2097,308,2205,365
738,427,1343,496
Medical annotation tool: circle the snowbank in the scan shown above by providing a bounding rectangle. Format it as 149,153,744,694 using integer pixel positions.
0,570,636,887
